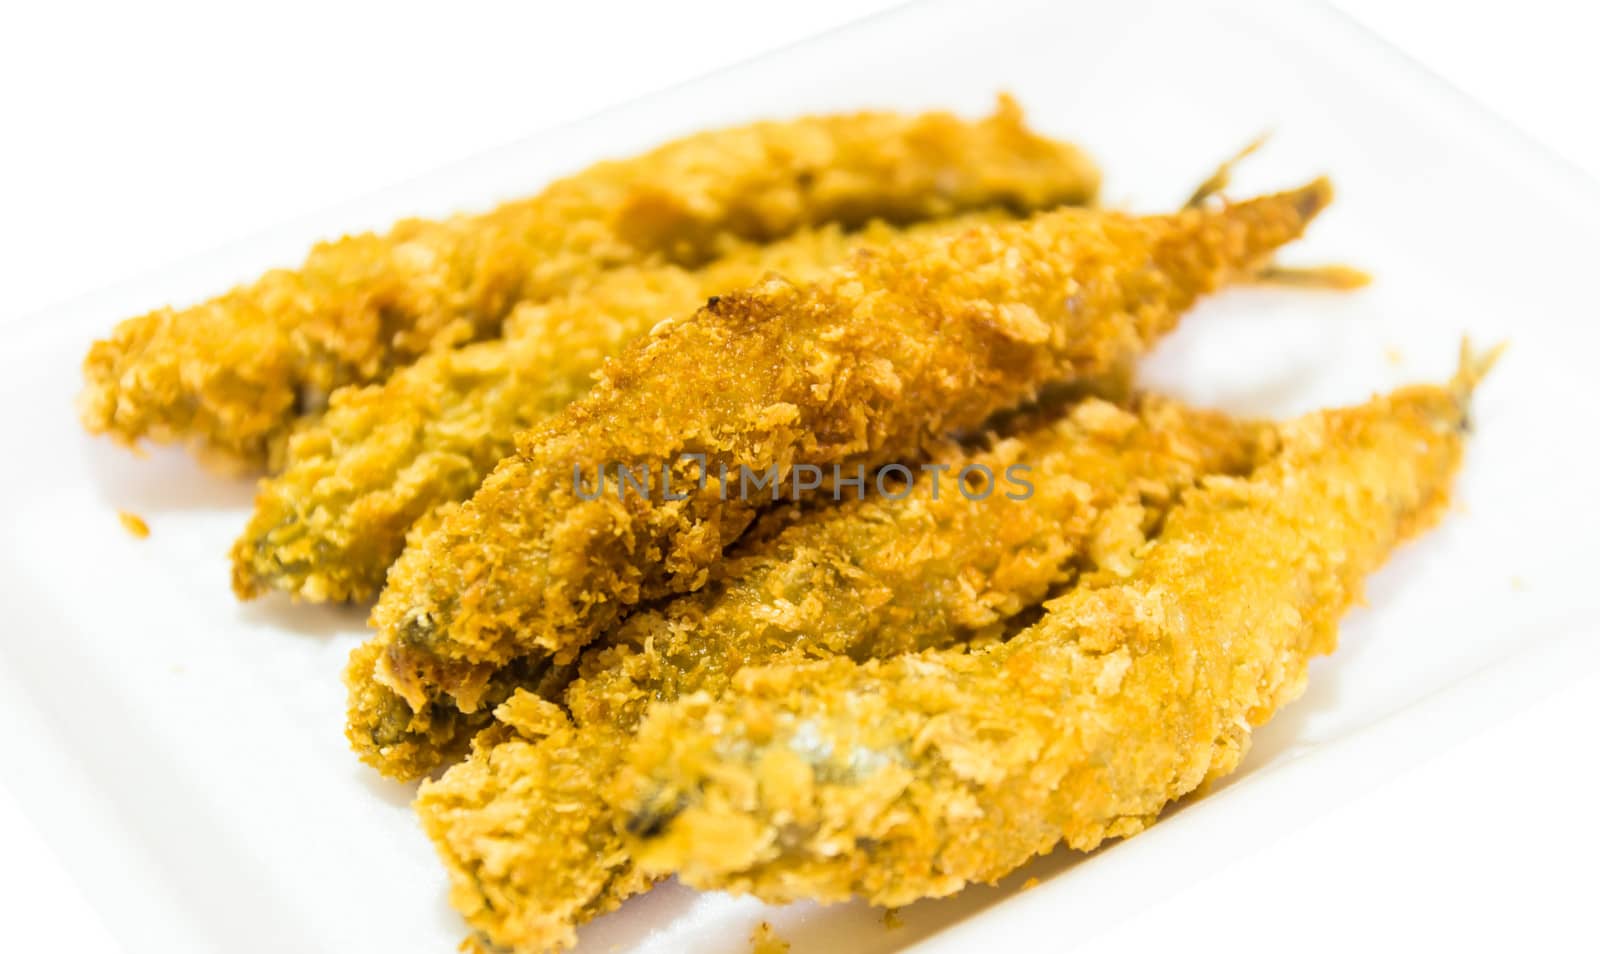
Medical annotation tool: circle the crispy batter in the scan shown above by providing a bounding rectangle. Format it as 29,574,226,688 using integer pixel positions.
372,394,1262,779
614,365,1483,906
79,96,1099,469
370,180,1333,710
410,395,1266,951
234,215,1009,603
342,637,577,781
1250,263,1373,290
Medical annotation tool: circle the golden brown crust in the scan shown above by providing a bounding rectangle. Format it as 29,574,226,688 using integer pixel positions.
614,375,1474,906
411,395,1265,951
372,181,1332,709
232,216,1008,603
341,639,577,781
80,96,1099,468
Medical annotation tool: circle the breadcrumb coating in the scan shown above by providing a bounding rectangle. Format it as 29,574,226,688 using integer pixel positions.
614,365,1483,906
233,216,1008,604
342,637,577,782
410,395,1266,951
371,180,1332,710
79,96,1098,469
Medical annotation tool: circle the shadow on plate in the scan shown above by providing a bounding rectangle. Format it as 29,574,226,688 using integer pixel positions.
351,764,420,813
236,591,371,640
81,436,256,512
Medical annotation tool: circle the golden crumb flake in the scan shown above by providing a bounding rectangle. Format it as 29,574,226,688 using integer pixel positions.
117,511,150,539
750,921,790,954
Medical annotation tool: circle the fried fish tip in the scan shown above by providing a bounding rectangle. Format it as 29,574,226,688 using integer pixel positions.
373,179,1333,710
1184,131,1271,208
233,216,1012,604
80,97,1099,469
1454,338,1506,394
1250,262,1372,290
614,368,1479,906
411,395,1265,952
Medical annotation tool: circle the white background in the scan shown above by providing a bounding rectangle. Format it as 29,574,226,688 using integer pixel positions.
1,1,1596,951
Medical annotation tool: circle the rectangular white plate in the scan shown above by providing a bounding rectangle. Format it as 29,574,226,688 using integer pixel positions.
3,1,1597,951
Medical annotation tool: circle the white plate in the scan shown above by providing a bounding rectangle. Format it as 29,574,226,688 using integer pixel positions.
2,1,1598,951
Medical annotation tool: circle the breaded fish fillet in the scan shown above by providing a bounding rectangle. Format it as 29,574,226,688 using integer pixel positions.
233,215,1008,604
370,180,1333,710
410,394,1266,951
355,393,1263,778
79,96,1098,468
614,360,1487,906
